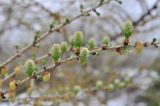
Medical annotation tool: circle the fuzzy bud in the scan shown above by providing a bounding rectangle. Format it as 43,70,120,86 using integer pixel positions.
80,47,89,64
118,82,126,88
43,72,51,82
73,31,84,48
14,66,21,75
9,80,16,91
108,84,114,91
73,85,81,94
102,36,110,46
24,59,36,77
113,79,124,88
64,18,70,25
122,21,134,39
124,76,130,84
87,38,95,49
49,20,55,29
114,79,121,86
96,80,103,89
1,65,8,75
50,44,61,62
60,41,68,53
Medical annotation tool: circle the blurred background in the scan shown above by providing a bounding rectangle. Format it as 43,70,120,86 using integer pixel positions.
0,0,160,106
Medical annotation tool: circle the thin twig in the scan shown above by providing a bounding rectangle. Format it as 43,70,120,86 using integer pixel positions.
0,0,112,68
2,41,159,98
2,41,160,82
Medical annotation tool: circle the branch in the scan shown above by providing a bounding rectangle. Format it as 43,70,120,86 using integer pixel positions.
110,0,160,40
2,37,160,82
0,0,112,68
2,77,131,103
1,40,159,99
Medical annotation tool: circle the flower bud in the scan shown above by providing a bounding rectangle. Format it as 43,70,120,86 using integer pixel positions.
50,44,61,62
49,20,55,29
73,31,84,48
64,18,70,25
135,41,143,54
14,66,21,75
1,65,8,75
114,79,124,88
108,84,114,92
87,38,95,49
122,21,134,39
73,85,81,94
80,47,89,64
102,36,110,46
24,59,36,77
114,79,121,85
9,80,16,91
60,41,68,53
43,72,51,82
96,80,103,89
118,82,126,88
124,76,130,84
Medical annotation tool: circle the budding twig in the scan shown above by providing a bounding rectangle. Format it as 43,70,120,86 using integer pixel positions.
0,0,112,69
1,40,159,98
2,40,160,82
2,76,131,103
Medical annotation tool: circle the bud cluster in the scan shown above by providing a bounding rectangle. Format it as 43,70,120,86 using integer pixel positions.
60,41,68,53
70,31,84,48
73,85,81,94
14,66,21,75
122,21,134,39
87,38,95,49
96,80,103,89
50,44,62,62
9,80,17,91
102,36,110,46
0,65,8,76
79,47,89,64
107,78,131,92
24,59,37,77
43,71,51,82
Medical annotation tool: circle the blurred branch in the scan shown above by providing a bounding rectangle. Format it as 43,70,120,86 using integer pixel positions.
32,0,57,17
134,0,160,26
3,79,130,103
138,0,149,14
111,0,160,40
